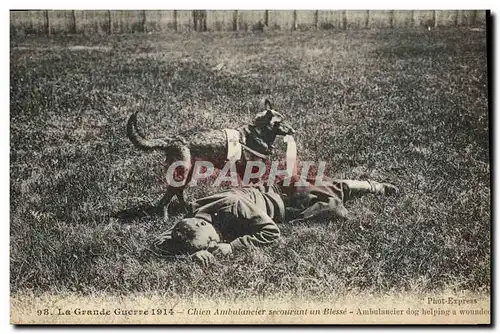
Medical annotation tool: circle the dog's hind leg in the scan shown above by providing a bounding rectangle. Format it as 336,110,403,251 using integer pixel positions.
159,186,177,222
175,164,196,209
161,142,192,221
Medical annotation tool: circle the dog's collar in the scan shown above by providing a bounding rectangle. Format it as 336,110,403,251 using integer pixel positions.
239,142,269,159
224,129,243,161
225,128,269,160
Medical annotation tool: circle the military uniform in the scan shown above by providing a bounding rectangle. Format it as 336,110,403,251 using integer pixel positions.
185,187,285,251
155,178,396,253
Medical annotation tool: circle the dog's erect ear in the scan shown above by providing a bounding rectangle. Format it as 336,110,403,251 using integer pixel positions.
260,98,273,111
254,98,278,123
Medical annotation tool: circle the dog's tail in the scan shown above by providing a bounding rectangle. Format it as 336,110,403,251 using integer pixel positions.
127,111,170,151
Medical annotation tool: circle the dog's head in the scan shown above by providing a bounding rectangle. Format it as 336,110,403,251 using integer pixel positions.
253,98,295,137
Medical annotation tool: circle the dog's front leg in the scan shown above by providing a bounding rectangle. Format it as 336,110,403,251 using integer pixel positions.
159,188,175,222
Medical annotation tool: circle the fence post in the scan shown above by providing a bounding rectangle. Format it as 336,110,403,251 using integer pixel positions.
192,10,207,32
44,10,49,34
173,10,178,32
107,10,111,34
233,10,238,31
193,10,198,31
71,10,76,33
142,10,146,32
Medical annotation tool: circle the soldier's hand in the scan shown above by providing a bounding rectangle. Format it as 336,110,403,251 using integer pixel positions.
212,243,233,257
191,250,215,266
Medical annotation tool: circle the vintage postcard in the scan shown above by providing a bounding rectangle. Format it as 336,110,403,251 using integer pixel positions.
10,9,490,325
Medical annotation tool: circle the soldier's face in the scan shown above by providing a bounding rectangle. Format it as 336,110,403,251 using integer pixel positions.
183,218,221,251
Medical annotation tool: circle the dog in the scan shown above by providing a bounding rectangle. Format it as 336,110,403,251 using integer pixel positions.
127,98,295,221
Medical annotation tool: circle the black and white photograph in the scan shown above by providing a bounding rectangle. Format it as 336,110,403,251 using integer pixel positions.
9,8,490,324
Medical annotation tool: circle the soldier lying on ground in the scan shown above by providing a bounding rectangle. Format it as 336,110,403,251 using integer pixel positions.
153,177,399,266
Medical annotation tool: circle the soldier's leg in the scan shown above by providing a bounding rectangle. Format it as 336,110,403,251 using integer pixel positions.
290,180,399,222
297,197,348,219
340,180,399,200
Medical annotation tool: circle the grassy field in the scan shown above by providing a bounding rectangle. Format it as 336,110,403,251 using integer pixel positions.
10,28,489,300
